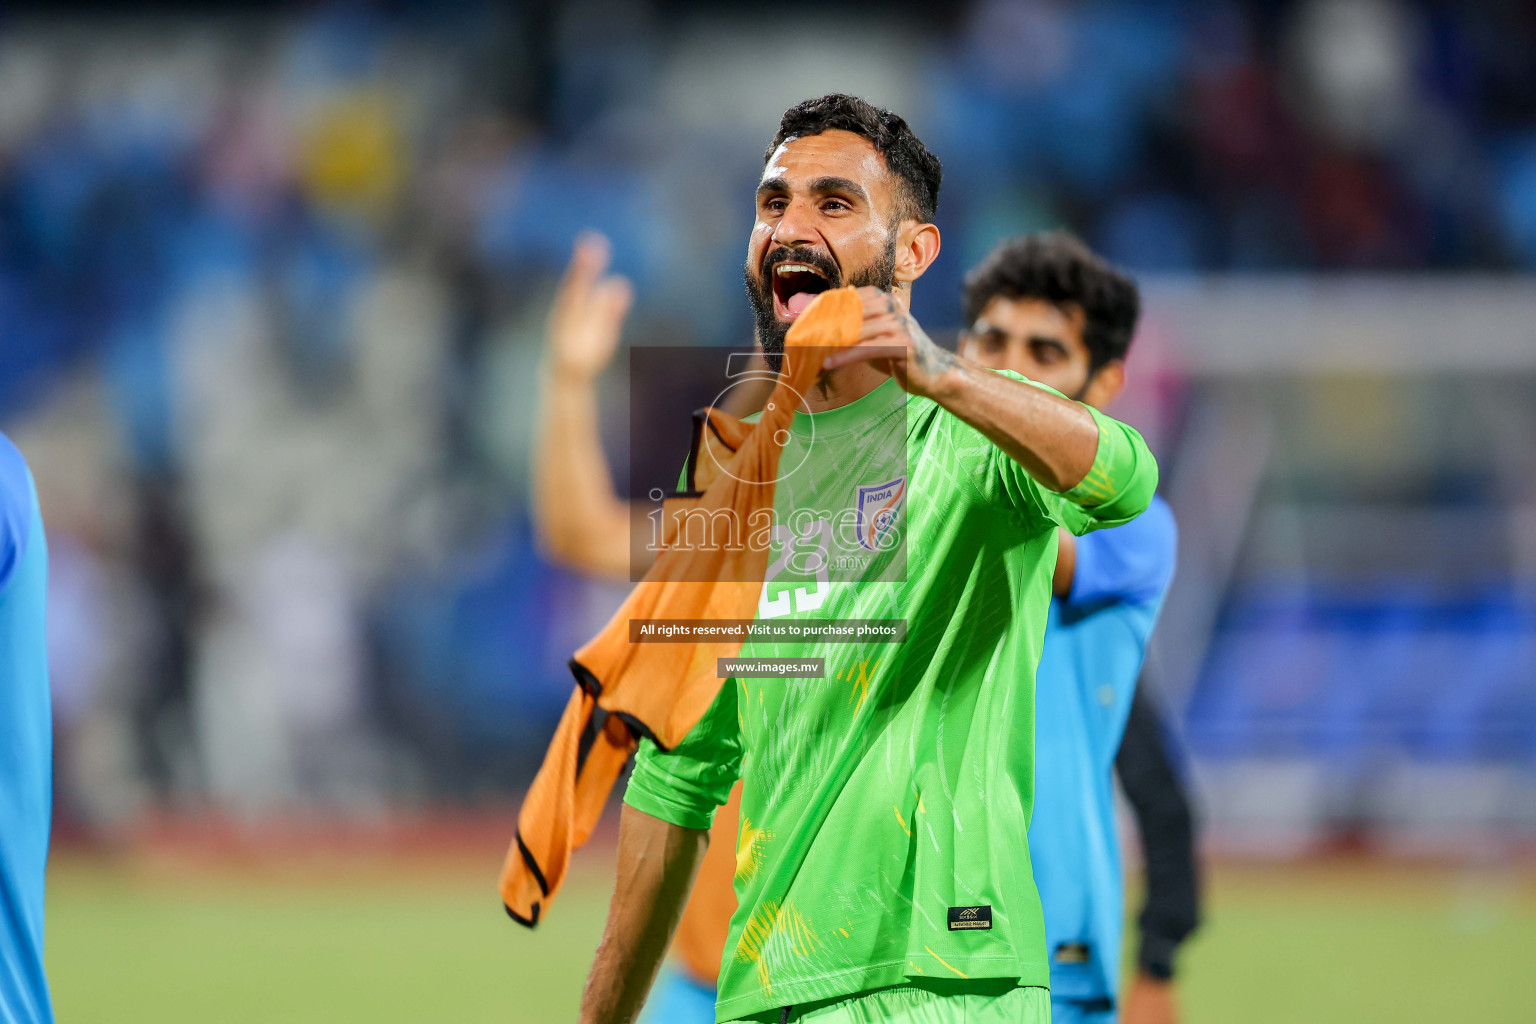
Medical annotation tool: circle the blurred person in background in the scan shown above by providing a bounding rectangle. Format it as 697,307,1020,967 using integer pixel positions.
535,233,774,580
959,233,1199,1024
0,432,55,1024
534,233,642,581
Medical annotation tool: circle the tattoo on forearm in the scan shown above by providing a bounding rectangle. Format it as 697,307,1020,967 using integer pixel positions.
901,308,961,377
876,293,963,387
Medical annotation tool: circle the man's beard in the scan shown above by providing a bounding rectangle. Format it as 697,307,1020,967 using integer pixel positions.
744,234,898,372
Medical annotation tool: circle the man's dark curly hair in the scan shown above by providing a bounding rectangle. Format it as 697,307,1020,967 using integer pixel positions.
766,94,942,223
962,231,1140,371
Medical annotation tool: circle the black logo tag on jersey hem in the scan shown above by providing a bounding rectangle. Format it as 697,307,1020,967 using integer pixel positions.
947,905,992,930
1054,942,1091,964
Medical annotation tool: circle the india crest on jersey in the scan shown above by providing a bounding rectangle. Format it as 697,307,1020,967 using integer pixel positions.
854,476,906,551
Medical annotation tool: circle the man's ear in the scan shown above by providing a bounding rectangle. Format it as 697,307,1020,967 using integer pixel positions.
1082,359,1125,409
894,221,941,286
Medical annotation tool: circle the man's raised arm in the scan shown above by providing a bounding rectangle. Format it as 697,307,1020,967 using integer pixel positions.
578,805,710,1024
826,287,1156,527
534,234,644,579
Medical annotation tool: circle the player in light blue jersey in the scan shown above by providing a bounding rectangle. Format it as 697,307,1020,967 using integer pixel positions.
961,233,1199,1024
0,431,54,1024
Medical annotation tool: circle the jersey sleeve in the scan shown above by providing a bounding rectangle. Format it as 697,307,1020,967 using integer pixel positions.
943,370,1159,536
623,678,743,831
1066,495,1178,610
0,437,36,593
1032,400,1159,536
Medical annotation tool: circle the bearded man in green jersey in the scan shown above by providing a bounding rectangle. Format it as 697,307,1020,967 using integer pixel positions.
578,94,1159,1024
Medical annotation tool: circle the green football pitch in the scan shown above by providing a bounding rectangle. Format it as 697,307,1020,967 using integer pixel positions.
46,842,1535,1023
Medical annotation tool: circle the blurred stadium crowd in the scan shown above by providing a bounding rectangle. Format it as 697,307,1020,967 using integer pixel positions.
0,1,1532,844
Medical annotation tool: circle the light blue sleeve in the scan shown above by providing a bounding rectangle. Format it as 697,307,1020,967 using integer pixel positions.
1066,494,1177,610
0,435,36,593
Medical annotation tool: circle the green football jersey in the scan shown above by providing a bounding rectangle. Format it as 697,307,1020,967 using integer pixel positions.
624,374,1157,1022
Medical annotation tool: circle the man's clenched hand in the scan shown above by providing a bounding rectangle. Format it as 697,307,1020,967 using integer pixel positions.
821,286,963,400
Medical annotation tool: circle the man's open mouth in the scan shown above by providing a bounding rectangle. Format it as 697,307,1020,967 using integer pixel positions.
771,261,833,321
